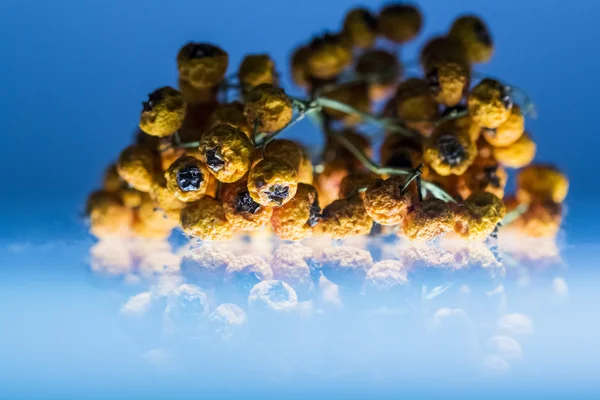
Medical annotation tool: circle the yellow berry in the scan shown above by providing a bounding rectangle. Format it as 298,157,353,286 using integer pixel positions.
116,145,158,192
198,124,253,183
210,101,252,138
454,192,505,241
244,84,293,133
318,196,373,238
177,42,228,88
247,157,298,207
516,164,569,204
271,183,321,241
165,156,211,202
139,87,186,137
378,4,422,44
221,179,273,231
238,54,277,88
403,198,455,241
423,129,477,176
342,8,379,49
468,78,512,129
364,177,413,225
306,33,353,80
449,15,494,64
483,105,525,147
493,132,537,168
180,196,233,241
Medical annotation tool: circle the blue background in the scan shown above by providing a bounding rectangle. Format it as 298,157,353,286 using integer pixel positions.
1,0,600,398
1,0,598,238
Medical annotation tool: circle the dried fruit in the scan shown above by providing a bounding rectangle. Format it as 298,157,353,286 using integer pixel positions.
247,157,298,207
198,124,253,183
139,87,186,137
271,183,321,240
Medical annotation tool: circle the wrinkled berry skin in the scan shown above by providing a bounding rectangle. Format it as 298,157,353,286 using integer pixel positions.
378,4,423,44
177,42,229,88
457,159,508,200
393,78,439,136
339,172,375,199
116,145,158,192
238,54,277,89
86,190,133,239
165,156,210,202
493,132,536,169
508,200,563,238
424,129,477,176
198,124,253,183
317,196,373,239
222,180,273,231
264,139,304,173
290,45,312,89
244,84,293,133
139,87,186,137
103,164,125,192
425,61,469,107
306,33,353,80
247,157,298,207
271,183,320,241
449,15,494,64
180,196,233,241
355,50,402,101
343,8,379,49
455,192,506,241
364,177,413,225
137,195,181,232
149,177,186,218
210,101,252,138
516,164,569,204
483,105,525,147
403,198,455,241
468,78,512,129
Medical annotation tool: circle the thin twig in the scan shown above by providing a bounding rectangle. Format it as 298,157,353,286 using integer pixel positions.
315,97,418,138
401,164,423,193
178,141,200,149
502,203,529,226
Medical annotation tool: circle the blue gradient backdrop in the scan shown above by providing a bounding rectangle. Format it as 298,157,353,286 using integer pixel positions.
1,1,600,399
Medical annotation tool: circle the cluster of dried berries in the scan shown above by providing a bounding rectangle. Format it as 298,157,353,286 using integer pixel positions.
86,4,568,244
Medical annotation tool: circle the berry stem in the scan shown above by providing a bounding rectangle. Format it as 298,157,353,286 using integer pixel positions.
315,97,417,137
502,203,529,225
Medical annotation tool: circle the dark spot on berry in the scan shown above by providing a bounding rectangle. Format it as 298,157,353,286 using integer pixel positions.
426,68,441,94
176,164,204,192
184,43,220,59
437,134,466,166
361,10,378,31
265,185,289,205
483,165,501,188
473,20,492,46
384,151,413,169
205,148,225,171
254,178,266,189
234,190,261,214
307,200,322,227
142,90,165,112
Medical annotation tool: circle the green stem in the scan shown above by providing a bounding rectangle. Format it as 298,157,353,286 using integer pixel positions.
329,130,410,176
502,203,529,226
178,141,200,149
253,105,319,148
315,97,418,138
